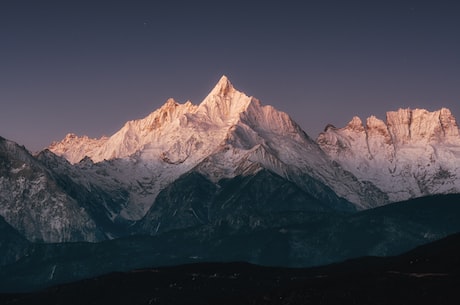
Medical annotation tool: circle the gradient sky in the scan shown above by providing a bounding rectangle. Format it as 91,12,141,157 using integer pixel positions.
1,1,459,152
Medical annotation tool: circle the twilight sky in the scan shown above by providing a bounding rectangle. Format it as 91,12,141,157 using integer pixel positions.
1,1,459,152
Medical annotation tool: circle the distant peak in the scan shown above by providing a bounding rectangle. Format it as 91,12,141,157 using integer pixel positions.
439,107,454,120
164,98,177,106
346,116,365,131
210,75,235,96
366,115,386,129
218,75,230,85
65,133,78,139
159,98,179,111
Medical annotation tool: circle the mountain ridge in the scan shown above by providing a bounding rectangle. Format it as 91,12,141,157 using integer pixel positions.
1,76,459,245
0,136,108,242
48,76,249,164
1,77,460,296
317,107,460,202
47,76,387,212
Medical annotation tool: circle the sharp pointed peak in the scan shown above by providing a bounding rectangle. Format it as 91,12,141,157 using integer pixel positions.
218,74,231,85
210,75,235,96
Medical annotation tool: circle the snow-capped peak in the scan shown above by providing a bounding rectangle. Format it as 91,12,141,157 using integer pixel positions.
345,116,365,132
196,75,252,125
48,133,108,163
317,107,460,203
384,108,460,145
209,75,235,96
47,76,396,212
48,76,253,163
50,76,360,219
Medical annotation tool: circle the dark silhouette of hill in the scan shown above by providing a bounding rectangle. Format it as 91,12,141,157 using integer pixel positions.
1,194,460,293
1,232,459,305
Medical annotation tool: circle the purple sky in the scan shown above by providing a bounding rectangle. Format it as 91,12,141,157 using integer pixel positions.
1,1,459,152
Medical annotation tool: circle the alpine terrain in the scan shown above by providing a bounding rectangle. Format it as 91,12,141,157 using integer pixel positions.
41,75,391,240
317,108,460,202
1,76,459,294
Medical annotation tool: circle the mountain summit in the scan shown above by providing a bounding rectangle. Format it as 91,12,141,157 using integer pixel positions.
2,77,460,245
45,77,460,227
209,75,235,96
317,108,460,202
49,76,251,164
46,76,387,224
2,77,460,293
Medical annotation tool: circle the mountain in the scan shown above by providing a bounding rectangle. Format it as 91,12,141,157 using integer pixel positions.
0,213,29,267
134,169,334,236
2,193,459,292
2,76,460,295
2,230,459,305
3,76,459,244
317,108,460,202
47,75,387,227
0,136,108,242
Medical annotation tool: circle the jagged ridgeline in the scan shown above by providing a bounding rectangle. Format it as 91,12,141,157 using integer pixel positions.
318,108,460,202
2,76,460,244
1,77,460,292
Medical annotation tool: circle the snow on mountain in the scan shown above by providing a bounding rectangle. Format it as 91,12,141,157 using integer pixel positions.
6,76,458,245
48,134,109,164
317,108,460,202
46,76,261,219
49,76,246,164
49,76,386,215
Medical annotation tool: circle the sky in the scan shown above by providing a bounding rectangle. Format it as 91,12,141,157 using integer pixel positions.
1,0,460,152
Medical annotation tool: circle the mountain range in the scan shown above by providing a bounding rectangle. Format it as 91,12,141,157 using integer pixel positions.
318,107,460,202
1,76,459,293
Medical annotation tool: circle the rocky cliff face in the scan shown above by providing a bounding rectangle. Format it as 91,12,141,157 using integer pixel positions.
0,137,106,242
317,108,460,202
